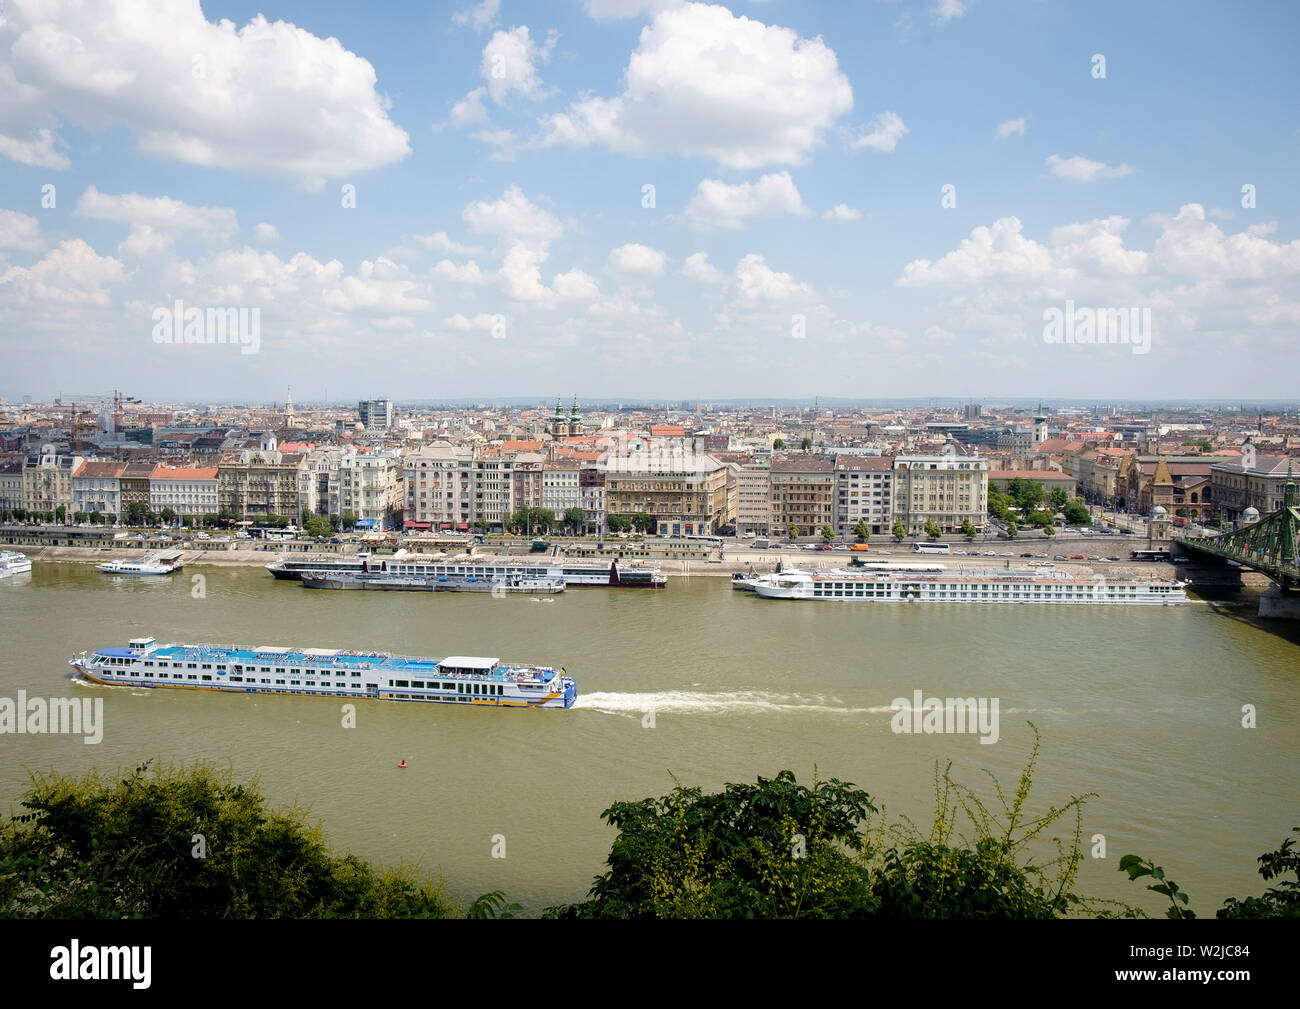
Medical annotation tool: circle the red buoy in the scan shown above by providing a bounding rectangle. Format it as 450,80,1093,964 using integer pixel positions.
397,759,407,768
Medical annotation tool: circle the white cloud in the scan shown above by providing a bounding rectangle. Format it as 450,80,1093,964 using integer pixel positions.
897,217,1055,287
447,87,490,127
735,253,812,301
931,0,968,26
608,243,666,276
823,203,863,222
1045,154,1136,182
452,0,500,31
0,238,123,305
1049,216,1148,276
0,209,43,252
842,111,908,152
432,259,489,284
553,268,600,301
444,312,502,331
682,252,726,285
582,0,683,19
924,325,956,344
74,186,238,240
254,222,279,243
540,3,853,169
0,2,410,186
482,26,556,104
413,232,481,255
995,117,1026,139
117,224,173,258
1152,203,1300,280
685,171,808,231
464,186,563,242
0,127,69,169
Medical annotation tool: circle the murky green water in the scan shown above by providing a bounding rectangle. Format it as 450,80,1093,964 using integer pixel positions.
2,562,1297,916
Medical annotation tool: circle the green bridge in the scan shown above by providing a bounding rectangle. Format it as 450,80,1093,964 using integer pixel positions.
1182,470,1300,613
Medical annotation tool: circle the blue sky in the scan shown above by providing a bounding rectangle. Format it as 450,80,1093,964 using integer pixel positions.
1,0,1298,403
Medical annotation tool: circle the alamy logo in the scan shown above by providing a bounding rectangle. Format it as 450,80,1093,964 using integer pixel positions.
1042,300,1151,355
0,692,103,744
890,689,1000,744
151,299,260,355
50,941,150,989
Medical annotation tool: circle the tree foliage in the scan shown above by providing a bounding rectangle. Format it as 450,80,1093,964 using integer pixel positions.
545,731,1114,919
0,760,458,919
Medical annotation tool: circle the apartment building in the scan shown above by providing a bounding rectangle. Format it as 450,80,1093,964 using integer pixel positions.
769,457,834,537
892,455,988,534
832,456,893,537
150,466,219,517
72,460,125,518
604,445,731,536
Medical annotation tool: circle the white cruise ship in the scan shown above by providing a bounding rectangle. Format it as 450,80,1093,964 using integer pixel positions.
70,637,576,708
268,552,665,588
750,568,1187,605
0,551,32,577
97,550,184,575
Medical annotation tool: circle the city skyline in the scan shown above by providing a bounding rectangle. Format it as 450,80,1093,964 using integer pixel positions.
2,0,1298,400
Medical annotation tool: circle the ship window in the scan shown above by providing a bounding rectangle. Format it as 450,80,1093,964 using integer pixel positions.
145,661,154,667
275,679,285,685
201,675,212,681
202,664,212,670
290,680,300,686
444,683,453,691
230,676,243,682
187,675,197,680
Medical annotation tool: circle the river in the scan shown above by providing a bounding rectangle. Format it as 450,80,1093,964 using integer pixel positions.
2,562,1297,917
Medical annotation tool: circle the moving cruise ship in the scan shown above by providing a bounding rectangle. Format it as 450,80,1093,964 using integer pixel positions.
70,637,577,708
750,568,1187,605
267,552,665,588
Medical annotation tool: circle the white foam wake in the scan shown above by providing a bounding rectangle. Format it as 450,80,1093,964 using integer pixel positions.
573,690,893,718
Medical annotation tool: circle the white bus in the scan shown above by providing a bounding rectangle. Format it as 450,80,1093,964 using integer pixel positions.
912,541,951,555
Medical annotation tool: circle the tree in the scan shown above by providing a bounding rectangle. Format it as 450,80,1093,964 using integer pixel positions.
821,524,834,543
0,760,462,918
788,523,800,540
159,507,176,525
303,516,333,539
55,505,67,523
341,511,358,531
1043,525,1055,537
854,520,870,542
606,515,632,534
891,521,906,542
960,519,978,540
563,507,587,534
773,439,785,451
630,512,654,534
1006,478,1045,514
1048,487,1069,511
801,437,813,452
924,520,943,541
1063,497,1091,526
544,770,879,919
72,511,87,524
1006,521,1019,538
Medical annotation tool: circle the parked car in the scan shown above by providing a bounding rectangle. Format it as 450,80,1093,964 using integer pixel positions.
1054,555,1068,561
1020,552,1033,558
1070,554,1085,560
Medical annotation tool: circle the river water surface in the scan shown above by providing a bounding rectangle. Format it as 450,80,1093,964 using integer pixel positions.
2,563,1297,916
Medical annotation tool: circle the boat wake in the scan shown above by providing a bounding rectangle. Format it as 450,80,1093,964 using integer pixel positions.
574,690,891,718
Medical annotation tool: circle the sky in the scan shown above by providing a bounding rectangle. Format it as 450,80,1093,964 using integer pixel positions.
0,0,1298,404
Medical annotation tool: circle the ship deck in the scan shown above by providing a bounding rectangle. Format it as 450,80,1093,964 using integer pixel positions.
97,643,555,682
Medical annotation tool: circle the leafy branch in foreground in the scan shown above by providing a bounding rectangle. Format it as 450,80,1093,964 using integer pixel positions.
1118,855,1195,919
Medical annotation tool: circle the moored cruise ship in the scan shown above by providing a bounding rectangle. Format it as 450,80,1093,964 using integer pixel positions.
97,551,185,575
70,637,577,708
301,571,565,593
267,552,665,588
750,569,1187,605
0,550,33,577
